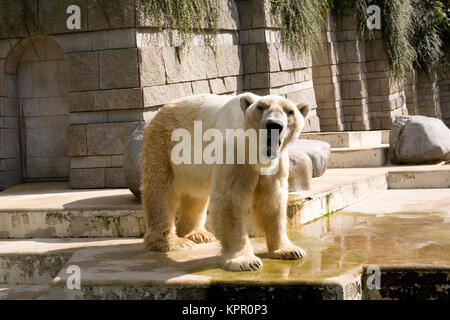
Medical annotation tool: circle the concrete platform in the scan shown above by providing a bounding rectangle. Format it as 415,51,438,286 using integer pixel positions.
1,163,448,239
328,145,390,168
0,285,50,300
49,190,450,300
388,168,450,189
0,169,388,238
302,131,389,148
0,238,139,284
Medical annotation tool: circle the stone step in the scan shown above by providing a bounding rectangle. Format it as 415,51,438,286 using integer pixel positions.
387,165,450,189
328,145,390,168
302,130,389,148
0,284,50,300
0,170,388,239
50,192,450,300
0,238,139,284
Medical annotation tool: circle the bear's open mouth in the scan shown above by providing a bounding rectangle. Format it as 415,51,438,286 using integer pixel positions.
262,120,283,160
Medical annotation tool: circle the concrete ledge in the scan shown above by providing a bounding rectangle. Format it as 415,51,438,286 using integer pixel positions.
0,169,388,239
388,167,450,189
49,200,450,300
0,239,139,284
302,131,388,148
0,285,50,300
328,145,389,168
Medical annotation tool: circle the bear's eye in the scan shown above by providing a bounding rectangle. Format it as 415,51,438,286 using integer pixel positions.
287,110,294,116
257,105,265,111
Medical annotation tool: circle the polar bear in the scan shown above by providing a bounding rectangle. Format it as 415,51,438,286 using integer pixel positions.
140,93,310,271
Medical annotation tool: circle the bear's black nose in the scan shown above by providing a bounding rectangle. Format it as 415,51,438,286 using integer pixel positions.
266,119,284,134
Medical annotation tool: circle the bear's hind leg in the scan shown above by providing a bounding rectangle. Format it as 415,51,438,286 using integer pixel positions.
142,180,194,252
176,194,215,243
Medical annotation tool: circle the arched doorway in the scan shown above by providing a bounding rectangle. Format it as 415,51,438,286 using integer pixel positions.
2,37,70,186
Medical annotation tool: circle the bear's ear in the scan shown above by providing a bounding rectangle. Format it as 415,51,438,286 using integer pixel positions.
240,93,257,113
297,102,310,119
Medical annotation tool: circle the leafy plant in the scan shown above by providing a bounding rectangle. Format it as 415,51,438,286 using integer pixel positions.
270,0,331,56
137,0,220,47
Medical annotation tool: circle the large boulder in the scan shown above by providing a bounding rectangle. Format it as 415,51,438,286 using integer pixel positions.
124,125,330,198
123,122,148,199
289,139,331,178
390,115,450,164
288,151,312,192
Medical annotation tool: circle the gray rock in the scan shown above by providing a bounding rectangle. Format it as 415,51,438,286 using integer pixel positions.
289,139,331,178
288,151,312,192
390,115,450,164
123,122,148,199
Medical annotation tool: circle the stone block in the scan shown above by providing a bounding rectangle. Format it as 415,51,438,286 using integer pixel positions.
109,29,136,49
93,88,143,111
70,168,105,188
215,45,242,77
162,46,211,83
88,0,135,30
242,45,257,74
138,47,166,87
69,111,107,125
0,0,38,38
244,73,269,90
70,156,112,169
224,76,243,93
53,33,92,52
31,60,60,98
99,48,139,89
68,125,87,156
237,0,252,29
209,78,227,94
106,167,126,187
192,80,211,95
68,92,94,112
270,71,295,87
86,122,140,155
39,0,88,34
107,109,144,123
143,83,193,107
39,97,70,116
66,52,99,92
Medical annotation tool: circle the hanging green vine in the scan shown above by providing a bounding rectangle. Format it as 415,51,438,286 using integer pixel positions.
270,0,331,56
137,0,221,47
0,0,221,48
273,0,449,81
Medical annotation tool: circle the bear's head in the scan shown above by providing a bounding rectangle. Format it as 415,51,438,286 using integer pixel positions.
240,93,310,161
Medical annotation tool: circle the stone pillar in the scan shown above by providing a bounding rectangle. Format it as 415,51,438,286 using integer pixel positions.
335,9,371,131
0,40,21,190
404,70,419,115
312,15,344,132
365,32,408,129
415,71,442,119
438,76,450,127
238,0,320,132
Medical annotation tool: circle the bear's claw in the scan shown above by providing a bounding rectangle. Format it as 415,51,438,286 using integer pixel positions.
269,246,306,260
221,255,263,271
185,230,215,243
144,236,195,252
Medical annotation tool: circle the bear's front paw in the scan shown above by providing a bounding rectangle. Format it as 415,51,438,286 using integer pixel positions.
221,255,263,271
144,236,194,252
269,246,306,260
184,230,216,244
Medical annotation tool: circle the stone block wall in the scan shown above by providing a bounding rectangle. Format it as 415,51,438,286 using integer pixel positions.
438,77,450,126
1,0,449,190
237,0,320,131
311,9,409,131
